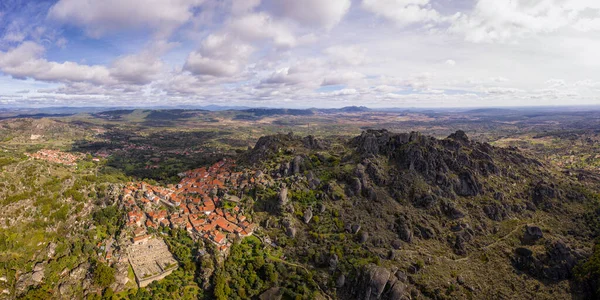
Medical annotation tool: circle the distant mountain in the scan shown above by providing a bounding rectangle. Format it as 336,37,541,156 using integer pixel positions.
317,106,371,113
465,108,521,115
198,105,254,111
240,108,315,116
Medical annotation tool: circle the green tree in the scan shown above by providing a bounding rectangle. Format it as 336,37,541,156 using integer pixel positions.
93,261,115,288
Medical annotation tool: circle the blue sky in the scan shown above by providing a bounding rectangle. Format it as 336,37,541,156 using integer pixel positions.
0,0,600,108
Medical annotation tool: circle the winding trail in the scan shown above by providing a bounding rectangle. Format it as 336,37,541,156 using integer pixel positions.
396,220,530,263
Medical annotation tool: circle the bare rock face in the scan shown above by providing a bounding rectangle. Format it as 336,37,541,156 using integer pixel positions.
70,262,89,281
343,264,412,300
329,254,339,270
454,171,481,197
259,287,283,300
390,282,409,300
31,270,44,284
111,262,130,292
361,265,391,299
278,187,288,207
483,202,509,221
395,216,413,243
303,207,313,224
59,283,71,296
359,231,369,244
286,226,297,238
283,218,297,238
441,200,466,219
447,130,470,144
16,263,45,296
46,242,57,258
532,182,559,210
302,135,326,150
307,171,321,189
244,133,302,164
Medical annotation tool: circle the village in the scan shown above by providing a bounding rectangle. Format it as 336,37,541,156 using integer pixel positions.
121,159,257,252
109,159,262,287
27,149,86,166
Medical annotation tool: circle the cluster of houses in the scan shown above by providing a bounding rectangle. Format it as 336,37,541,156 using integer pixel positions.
27,149,84,166
121,160,257,253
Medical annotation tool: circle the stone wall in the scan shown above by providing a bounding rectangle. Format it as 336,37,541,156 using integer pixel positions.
127,236,178,288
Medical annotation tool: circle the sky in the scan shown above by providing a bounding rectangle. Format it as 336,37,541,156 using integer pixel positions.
0,0,599,108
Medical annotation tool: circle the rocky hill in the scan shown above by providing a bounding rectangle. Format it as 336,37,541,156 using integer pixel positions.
242,129,600,299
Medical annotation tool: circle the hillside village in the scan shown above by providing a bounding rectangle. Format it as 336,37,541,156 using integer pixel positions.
97,160,261,287
27,149,84,166
121,159,257,253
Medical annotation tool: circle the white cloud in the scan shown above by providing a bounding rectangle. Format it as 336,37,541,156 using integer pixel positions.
229,13,296,48
324,46,368,66
362,0,440,26
183,33,254,77
450,0,600,43
48,0,204,37
573,18,600,32
0,42,113,85
485,87,523,95
322,88,358,96
3,0,600,108
261,67,306,86
268,0,351,29
445,59,456,66
259,59,326,88
184,52,241,77
321,71,365,86
546,78,566,87
110,53,164,85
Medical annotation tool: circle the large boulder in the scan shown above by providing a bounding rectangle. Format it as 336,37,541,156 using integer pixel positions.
396,215,413,243
343,264,411,300
532,182,559,210
303,207,313,224
291,156,304,175
303,135,326,150
259,287,283,300
523,225,543,244
454,171,481,197
358,265,391,300
278,187,288,206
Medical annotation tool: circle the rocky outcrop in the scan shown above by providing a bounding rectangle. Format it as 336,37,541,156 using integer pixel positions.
243,133,302,164
15,263,46,296
395,215,413,243
292,155,304,175
343,264,411,300
522,225,543,244
483,202,509,221
303,207,313,224
302,135,326,150
513,240,586,281
278,186,288,207
532,182,559,210
259,287,283,300
454,171,481,197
